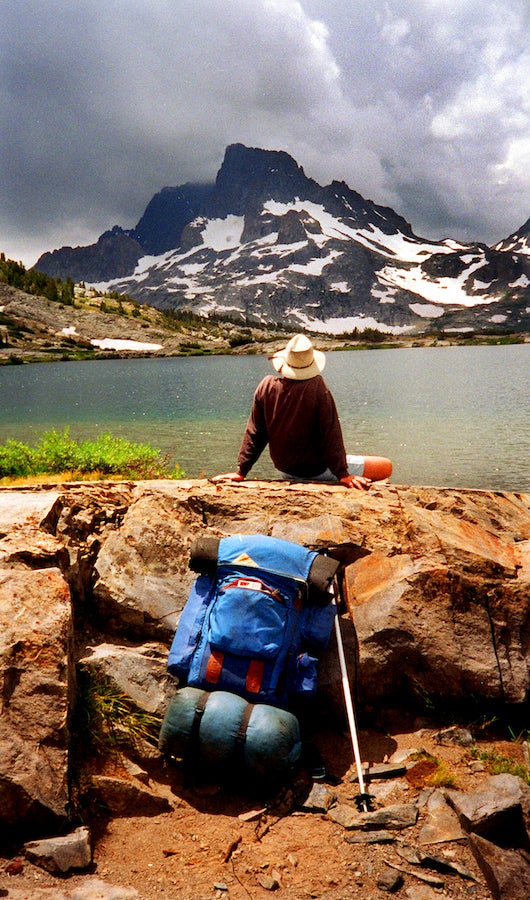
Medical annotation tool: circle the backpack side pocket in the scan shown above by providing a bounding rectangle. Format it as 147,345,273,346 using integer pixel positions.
168,575,214,679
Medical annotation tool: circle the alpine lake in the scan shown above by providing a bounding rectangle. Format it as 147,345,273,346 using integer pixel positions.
1,343,529,493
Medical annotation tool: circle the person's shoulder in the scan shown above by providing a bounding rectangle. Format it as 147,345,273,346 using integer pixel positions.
308,374,327,390
310,375,335,399
255,374,281,393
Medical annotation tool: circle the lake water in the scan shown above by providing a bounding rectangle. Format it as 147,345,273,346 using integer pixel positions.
0,345,529,492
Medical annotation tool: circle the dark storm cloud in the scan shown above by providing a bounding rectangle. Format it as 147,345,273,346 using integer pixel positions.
303,0,530,241
1,0,528,265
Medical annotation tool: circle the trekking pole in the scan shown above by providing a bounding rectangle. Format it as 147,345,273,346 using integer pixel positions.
332,579,371,812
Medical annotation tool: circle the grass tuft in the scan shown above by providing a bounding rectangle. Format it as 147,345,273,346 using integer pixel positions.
470,746,530,785
78,669,162,755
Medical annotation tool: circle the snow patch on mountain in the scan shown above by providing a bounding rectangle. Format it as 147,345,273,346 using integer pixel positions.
381,263,500,308
199,215,245,251
409,303,445,318
91,338,163,351
489,314,508,324
293,311,413,335
290,251,341,276
262,199,445,262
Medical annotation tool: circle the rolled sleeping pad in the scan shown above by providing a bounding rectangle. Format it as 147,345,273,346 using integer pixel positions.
188,536,220,575
159,687,301,781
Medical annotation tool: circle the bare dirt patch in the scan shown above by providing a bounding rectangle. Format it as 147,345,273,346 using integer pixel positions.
3,714,524,899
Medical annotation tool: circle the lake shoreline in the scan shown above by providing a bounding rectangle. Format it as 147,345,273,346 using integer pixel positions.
1,328,528,366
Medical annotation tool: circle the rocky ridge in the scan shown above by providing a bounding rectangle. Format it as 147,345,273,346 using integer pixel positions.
5,280,510,368
0,479,529,899
0,282,284,364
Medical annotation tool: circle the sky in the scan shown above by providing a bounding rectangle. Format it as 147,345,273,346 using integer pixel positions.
1,0,529,268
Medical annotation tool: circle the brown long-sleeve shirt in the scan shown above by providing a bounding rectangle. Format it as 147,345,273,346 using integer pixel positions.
237,374,349,480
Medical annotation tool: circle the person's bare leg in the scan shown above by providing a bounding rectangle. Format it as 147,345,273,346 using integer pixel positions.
362,456,392,481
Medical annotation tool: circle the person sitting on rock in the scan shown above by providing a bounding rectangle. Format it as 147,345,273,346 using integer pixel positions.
212,333,392,490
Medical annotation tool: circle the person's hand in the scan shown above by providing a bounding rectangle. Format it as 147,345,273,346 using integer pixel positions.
339,474,372,491
210,472,245,483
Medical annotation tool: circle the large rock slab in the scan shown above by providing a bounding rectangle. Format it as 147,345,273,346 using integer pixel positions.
92,490,202,639
0,565,74,833
341,488,530,704
0,490,60,534
88,481,530,710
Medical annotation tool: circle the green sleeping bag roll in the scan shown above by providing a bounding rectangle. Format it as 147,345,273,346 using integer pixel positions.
159,687,301,782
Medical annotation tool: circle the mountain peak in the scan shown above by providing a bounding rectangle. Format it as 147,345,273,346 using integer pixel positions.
223,143,306,179
206,143,318,218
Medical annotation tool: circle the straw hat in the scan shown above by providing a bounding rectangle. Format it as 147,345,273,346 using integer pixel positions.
270,334,326,380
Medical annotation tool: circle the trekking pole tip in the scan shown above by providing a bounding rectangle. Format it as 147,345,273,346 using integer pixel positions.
354,792,375,812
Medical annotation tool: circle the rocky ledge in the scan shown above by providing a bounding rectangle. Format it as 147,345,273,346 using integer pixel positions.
0,479,529,898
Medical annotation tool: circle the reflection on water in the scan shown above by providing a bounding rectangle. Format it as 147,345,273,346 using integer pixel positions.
0,345,529,492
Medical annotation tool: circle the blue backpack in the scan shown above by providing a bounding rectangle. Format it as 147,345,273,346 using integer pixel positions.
167,534,339,709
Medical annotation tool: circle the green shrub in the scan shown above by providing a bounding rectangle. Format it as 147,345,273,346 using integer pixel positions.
34,428,82,473
0,438,37,477
0,429,185,480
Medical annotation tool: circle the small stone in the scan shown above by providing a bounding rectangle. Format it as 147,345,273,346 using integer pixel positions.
351,762,407,781
396,845,424,865
344,830,395,844
257,873,280,890
238,807,266,821
404,887,439,900
369,779,409,802
416,787,434,808
418,789,464,844
24,826,91,874
434,726,474,747
377,868,404,892
5,857,24,875
300,782,336,812
357,803,419,830
329,801,418,830
397,844,476,879
327,803,361,829
90,774,172,816
213,882,228,891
